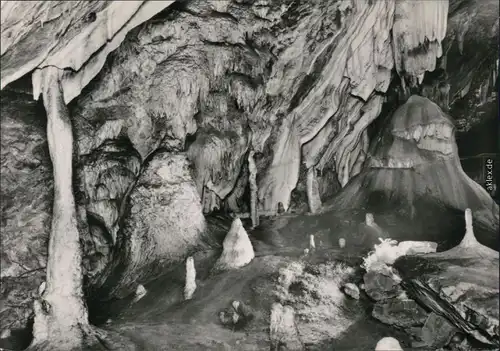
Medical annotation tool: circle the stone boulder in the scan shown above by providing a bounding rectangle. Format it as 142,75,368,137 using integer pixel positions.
102,151,206,298
372,294,428,329
394,209,500,346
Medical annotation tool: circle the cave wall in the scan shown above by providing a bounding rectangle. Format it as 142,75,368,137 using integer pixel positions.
1,0,498,334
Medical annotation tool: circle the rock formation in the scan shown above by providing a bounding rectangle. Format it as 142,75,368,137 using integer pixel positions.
101,151,207,298
374,337,403,351
309,234,316,250
394,209,499,346
184,256,196,300
213,218,254,271
132,284,147,304
27,67,91,350
0,0,498,340
328,95,499,249
269,303,304,351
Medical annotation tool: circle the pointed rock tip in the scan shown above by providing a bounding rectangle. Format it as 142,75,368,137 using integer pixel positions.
365,212,374,225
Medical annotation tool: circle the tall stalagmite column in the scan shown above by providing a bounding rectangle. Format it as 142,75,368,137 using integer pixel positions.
248,150,259,228
306,167,322,214
30,67,89,349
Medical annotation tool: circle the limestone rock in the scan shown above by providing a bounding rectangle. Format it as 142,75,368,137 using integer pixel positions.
270,303,304,351
103,152,206,298
184,256,196,300
309,235,316,250
2,1,175,104
0,0,498,339
328,96,499,249
213,218,254,271
372,295,428,328
133,284,147,303
392,1,448,85
338,238,346,248
374,337,403,351
397,241,437,255
394,209,500,346
342,283,360,300
363,269,402,302
418,312,459,349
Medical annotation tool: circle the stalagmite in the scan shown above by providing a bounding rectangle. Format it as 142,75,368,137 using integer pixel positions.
365,213,375,227
213,218,255,271
29,66,90,350
133,284,147,303
269,303,303,351
375,337,403,351
306,167,322,213
184,256,196,300
450,208,497,259
309,234,316,250
248,150,259,228
339,238,346,249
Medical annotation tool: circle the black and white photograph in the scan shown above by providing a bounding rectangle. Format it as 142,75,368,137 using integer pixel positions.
0,0,498,350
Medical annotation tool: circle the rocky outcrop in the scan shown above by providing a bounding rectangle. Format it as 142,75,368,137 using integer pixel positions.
0,92,52,333
394,209,499,346
1,1,175,103
101,151,206,298
328,96,499,249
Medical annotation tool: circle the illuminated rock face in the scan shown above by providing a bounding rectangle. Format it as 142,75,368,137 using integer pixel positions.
328,96,499,248
368,95,456,169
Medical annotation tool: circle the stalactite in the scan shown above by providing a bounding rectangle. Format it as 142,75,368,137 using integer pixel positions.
306,166,322,213
392,0,449,82
29,66,90,349
341,152,350,187
334,95,383,185
248,150,259,228
317,97,364,172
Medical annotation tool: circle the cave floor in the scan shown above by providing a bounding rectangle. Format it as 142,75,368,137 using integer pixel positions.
92,209,468,350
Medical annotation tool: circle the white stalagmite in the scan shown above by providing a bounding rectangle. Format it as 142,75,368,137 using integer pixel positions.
269,303,303,351
29,66,90,350
339,238,346,249
248,150,259,228
449,208,497,259
306,167,322,213
309,234,316,250
374,337,403,351
365,213,375,227
213,218,255,271
133,284,147,303
184,256,196,300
